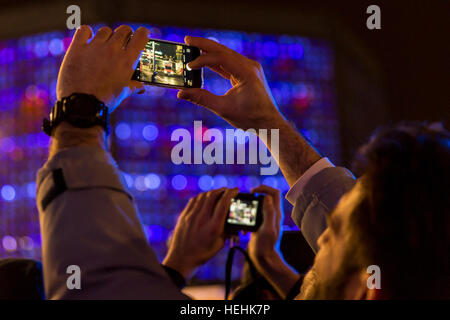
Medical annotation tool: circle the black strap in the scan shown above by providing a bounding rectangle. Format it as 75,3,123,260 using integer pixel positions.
41,169,68,210
225,246,258,300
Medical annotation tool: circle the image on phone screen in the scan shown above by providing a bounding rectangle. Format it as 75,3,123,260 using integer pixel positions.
132,39,202,88
227,198,259,227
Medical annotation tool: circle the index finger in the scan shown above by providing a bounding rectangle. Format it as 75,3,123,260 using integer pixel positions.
70,25,93,47
185,36,230,53
179,195,199,219
251,185,281,210
187,52,249,82
200,188,227,218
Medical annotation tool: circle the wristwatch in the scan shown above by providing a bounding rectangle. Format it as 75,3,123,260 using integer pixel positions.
42,93,109,136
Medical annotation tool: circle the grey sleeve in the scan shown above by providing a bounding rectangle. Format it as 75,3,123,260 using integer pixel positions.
290,167,356,253
36,146,188,300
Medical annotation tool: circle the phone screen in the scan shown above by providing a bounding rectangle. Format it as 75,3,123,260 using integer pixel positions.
132,39,202,88
227,198,260,227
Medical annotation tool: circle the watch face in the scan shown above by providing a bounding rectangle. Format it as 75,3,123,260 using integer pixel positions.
64,94,106,128
43,93,109,136
66,94,101,116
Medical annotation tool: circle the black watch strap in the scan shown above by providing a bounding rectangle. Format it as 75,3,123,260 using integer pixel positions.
43,93,109,136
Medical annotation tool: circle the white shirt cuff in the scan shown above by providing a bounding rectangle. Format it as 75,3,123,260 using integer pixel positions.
285,157,335,205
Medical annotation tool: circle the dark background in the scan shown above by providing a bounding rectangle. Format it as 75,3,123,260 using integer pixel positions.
1,0,448,164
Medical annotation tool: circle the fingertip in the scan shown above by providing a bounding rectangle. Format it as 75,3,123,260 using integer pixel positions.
136,26,150,35
77,24,90,32
115,24,133,33
228,189,239,200
136,27,150,42
177,90,186,99
184,35,192,45
74,25,93,43
251,185,266,194
177,88,194,101
134,83,145,94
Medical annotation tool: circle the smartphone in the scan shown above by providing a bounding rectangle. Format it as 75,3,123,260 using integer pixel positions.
225,193,264,233
132,38,203,89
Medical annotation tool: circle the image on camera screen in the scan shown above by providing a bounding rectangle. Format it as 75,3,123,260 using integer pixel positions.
138,40,186,87
227,199,259,226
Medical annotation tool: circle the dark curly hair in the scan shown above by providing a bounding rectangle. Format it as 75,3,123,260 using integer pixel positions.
349,122,450,299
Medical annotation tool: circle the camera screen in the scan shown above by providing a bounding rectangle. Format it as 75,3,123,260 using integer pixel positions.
227,198,259,227
137,40,193,87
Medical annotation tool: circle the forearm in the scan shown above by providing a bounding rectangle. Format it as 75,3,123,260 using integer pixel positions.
255,250,300,299
259,114,322,187
37,135,186,299
49,122,106,159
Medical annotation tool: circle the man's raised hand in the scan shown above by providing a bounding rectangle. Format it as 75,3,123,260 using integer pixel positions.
57,25,149,111
177,36,286,131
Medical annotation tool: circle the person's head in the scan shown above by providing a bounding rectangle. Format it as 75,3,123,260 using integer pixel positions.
299,122,450,299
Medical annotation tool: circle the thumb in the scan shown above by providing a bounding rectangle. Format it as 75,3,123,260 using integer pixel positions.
129,80,145,95
177,88,225,113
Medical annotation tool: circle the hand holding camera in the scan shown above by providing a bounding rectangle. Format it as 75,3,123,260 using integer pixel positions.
246,185,284,271
163,188,239,279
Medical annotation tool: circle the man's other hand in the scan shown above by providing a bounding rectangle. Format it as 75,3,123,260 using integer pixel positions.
177,36,285,131
248,185,283,271
57,25,149,111
163,188,239,279
247,185,300,299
